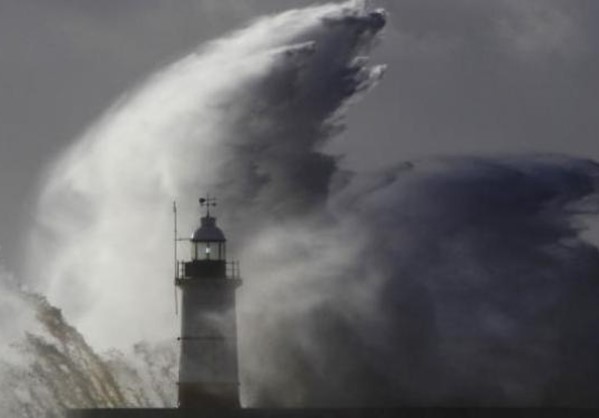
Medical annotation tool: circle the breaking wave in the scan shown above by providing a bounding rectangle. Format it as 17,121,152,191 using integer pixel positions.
3,0,599,413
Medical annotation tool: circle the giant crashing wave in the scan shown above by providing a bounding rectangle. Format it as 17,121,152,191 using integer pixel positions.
6,0,599,414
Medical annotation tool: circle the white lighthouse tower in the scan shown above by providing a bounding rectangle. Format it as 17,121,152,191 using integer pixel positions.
175,197,241,408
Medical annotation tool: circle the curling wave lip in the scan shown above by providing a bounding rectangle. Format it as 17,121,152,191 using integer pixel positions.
368,8,387,31
322,8,387,33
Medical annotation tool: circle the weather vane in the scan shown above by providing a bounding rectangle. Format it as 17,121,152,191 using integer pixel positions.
199,195,217,216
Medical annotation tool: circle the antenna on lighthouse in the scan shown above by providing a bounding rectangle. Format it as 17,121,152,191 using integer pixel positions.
173,200,179,316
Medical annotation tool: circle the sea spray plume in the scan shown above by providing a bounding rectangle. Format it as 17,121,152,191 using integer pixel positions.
13,1,385,412
24,0,599,407
241,155,599,406
0,264,125,416
0,266,64,416
14,294,128,413
103,340,177,407
29,1,386,351
0,289,177,415
22,0,599,407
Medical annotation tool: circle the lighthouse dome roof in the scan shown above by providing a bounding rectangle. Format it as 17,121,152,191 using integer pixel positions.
191,215,226,242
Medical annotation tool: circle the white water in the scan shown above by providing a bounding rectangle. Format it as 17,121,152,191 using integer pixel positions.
3,1,386,412
27,1,384,351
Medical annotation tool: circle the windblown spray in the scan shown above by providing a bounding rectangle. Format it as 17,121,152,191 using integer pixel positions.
18,0,387,411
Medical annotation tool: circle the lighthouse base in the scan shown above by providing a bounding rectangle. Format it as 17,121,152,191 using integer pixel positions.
178,382,240,408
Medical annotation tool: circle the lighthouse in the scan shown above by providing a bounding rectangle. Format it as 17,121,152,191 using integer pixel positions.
175,197,242,408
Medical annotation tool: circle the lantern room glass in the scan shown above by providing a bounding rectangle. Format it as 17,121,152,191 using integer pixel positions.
192,241,226,261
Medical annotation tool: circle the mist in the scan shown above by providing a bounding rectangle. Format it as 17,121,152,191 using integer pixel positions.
28,1,387,350
10,0,599,411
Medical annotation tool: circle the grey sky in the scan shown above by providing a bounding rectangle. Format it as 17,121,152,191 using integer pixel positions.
1,0,598,275
337,0,599,167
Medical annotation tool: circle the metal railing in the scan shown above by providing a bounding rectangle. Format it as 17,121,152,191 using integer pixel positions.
175,260,240,280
